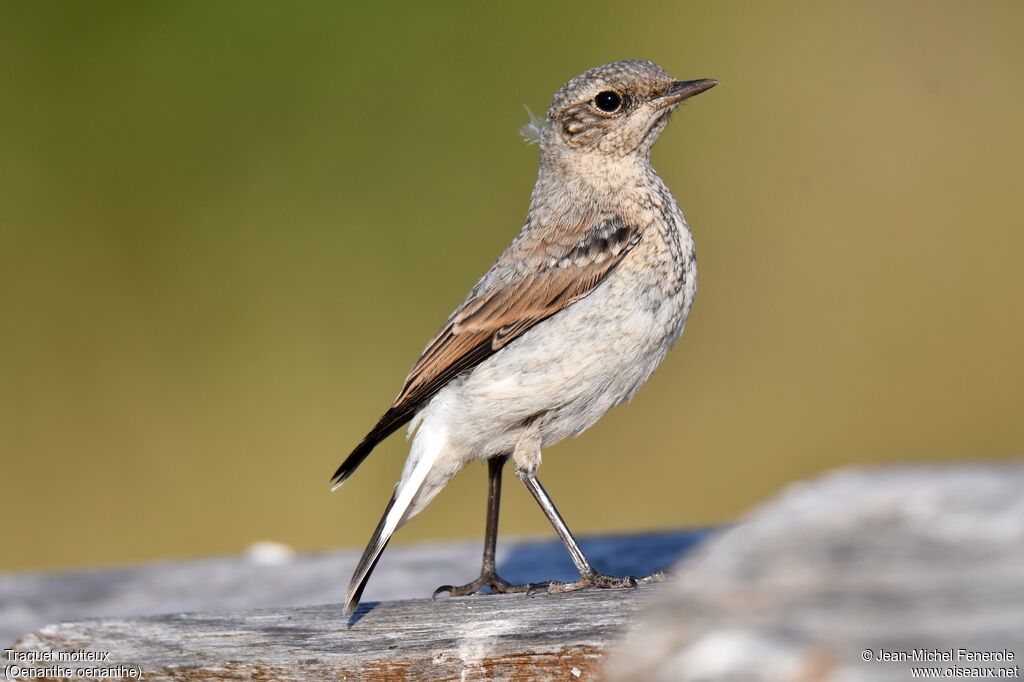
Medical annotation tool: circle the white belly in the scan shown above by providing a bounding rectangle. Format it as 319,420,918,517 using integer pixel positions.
439,225,696,458
399,215,696,520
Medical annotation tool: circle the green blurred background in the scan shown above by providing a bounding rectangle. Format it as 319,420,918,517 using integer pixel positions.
2,1,1022,573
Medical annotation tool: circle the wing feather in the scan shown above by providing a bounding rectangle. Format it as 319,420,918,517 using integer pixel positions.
396,215,640,403
330,214,640,487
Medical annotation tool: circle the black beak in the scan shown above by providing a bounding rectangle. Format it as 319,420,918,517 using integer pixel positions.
656,78,718,107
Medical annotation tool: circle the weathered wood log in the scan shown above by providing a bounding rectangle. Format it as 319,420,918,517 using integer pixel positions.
9,461,1021,681
605,462,1024,682
7,586,660,681
0,530,706,648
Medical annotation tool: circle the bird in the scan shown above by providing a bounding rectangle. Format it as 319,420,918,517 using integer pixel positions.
332,60,717,617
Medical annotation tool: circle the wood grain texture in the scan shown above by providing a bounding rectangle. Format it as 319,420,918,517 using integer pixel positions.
11,462,1020,681
1,531,708,655
7,586,659,681
605,462,1024,682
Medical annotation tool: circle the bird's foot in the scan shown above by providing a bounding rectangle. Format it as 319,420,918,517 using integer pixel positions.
432,572,533,598
530,569,669,595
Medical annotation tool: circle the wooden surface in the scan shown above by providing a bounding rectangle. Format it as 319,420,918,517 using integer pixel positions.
606,462,1024,681
0,529,707,648
8,461,1021,681
8,586,660,681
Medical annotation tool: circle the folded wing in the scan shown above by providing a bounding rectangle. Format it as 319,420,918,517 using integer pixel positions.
331,214,641,488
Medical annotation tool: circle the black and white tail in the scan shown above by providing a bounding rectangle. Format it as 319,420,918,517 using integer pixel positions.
343,420,448,616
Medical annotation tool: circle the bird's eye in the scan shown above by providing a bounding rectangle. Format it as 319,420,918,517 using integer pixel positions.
594,91,622,113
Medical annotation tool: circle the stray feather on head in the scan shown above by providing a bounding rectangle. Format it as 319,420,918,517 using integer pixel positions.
519,106,543,144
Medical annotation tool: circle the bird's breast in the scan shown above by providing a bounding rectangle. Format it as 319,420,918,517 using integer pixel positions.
615,198,696,332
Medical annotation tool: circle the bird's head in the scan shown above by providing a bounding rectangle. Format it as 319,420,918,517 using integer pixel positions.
532,60,716,166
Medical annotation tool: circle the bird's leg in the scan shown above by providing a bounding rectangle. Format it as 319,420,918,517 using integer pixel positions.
432,455,531,597
514,424,667,594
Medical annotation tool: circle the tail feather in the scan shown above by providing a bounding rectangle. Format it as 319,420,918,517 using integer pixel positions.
343,423,448,616
331,406,414,491
343,492,395,616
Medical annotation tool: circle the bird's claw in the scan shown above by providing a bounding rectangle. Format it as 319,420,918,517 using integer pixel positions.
638,569,670,584
524,581,554,597
432,572,532,599
529,569,667,596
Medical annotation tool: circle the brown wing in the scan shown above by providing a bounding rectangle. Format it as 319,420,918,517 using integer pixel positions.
331,215,640,488
396,215,640,406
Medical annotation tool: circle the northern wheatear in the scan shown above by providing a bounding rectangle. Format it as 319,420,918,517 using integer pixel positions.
332,60,717,616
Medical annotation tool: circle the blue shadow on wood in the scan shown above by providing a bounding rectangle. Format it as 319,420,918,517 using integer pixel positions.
495,528,716,586
349,529,716,626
